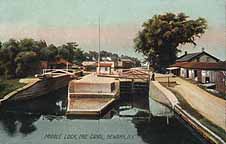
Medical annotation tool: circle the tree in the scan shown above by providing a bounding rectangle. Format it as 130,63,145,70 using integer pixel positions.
57,42,79,62
73,48,86,64
0,39,20,78
40,44,57,61
15,51,40,77
134,12,207,72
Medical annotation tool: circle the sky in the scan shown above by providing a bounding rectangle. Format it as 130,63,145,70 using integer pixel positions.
0,0,225,60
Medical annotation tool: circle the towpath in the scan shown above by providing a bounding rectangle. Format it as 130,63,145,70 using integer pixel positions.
169,77,226,131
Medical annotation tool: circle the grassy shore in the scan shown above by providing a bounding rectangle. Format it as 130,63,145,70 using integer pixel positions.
0,79,26,99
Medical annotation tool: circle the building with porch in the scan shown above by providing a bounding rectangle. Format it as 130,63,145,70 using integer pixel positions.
169,61,226,94
169,50,219,77
179,62,226,83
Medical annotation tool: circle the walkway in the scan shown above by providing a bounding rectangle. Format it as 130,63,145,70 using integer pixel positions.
170,77,226,131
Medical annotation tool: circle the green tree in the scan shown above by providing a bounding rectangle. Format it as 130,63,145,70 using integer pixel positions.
57,42,79,62
40,44,57,61
73,48,86,64
0,39,20,78
15,51,40,77
134,12,207,72
19,38,38,52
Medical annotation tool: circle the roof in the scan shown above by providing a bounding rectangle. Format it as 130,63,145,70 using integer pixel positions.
82,61,114,67
176,51,219,62
120,58,133,62
177,52,202,62
96,63,112,67
180,62,226,70
170,62,189,67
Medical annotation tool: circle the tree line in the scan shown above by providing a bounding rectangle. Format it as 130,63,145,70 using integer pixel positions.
0,38,140,79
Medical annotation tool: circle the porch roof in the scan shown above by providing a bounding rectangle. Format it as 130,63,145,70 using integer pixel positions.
170,62,189,67
170,62,226,71
180,62,226,70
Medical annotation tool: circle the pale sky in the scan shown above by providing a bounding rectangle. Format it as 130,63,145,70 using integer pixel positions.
0,0,225,60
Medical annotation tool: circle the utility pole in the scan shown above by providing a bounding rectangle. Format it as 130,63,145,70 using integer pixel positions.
97,16,101,74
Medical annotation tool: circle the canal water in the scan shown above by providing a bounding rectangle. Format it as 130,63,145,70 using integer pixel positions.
0,88,207,144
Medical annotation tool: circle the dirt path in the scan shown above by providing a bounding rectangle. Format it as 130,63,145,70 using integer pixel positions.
172,77,226,131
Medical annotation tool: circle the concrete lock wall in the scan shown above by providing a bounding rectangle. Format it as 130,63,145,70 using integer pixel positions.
149,81,171,107
69,82,113,93
149,81,179,117
149,97,174,117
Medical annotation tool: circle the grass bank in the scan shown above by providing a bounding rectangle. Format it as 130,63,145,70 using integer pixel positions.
0,79,26,99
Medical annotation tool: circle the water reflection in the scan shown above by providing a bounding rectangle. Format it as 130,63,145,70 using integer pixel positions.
0,87,206,144
132,117,204,144
0,112,40,136
0,87,67,115
0,87,67,136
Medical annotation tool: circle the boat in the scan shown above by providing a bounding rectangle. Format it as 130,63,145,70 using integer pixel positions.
2,70,81,102
66,73,120,116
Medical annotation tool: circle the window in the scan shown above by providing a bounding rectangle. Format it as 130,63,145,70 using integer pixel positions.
105,67,108,71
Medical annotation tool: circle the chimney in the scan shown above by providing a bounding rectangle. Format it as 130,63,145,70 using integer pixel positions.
184,51,187,55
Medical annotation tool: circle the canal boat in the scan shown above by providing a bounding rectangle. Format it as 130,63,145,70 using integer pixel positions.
1,69,81,102
66,73,120,116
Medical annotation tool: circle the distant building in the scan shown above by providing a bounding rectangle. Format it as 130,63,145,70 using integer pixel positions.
82,61,97,71
82,61,115,74
96,63,113,74
40,58,72,69
82,61,96,67
117,58,136,69
82,58,137,74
